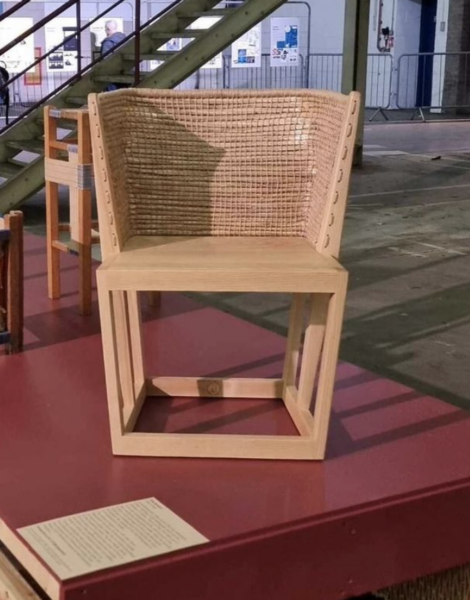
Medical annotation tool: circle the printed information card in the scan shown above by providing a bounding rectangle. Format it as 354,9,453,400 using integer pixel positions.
18,498,208,580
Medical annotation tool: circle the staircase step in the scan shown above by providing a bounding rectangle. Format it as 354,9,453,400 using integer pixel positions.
190,8,235,17
36,116,76,130
64,97,88,107
8,157,31,167
0,162,24,179
150,30,205,39
151,51,179,60
93,74,137,84
124,51,176,61
123,54,160,62
6,140,44,155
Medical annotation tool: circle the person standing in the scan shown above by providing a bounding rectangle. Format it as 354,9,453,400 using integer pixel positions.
101,20,126,55
100,20,127,91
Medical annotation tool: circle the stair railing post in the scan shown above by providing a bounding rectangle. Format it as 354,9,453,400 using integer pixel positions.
134,0,141,86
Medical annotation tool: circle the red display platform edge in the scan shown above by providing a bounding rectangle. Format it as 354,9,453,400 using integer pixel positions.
2,476,470,600
57,478,470,600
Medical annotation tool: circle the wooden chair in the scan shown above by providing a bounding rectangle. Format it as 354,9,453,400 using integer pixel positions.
44,106,98,316
0,211,24,354
89,89,360,460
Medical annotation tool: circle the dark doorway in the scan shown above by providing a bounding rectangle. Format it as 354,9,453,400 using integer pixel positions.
416,0,437,107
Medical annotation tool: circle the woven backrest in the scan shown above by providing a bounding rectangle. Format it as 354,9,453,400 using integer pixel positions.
90,89,359,257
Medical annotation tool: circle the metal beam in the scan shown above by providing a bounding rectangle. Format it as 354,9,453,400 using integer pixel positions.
0,159,45,212
342,0,370,166
0,0,291,212
141,0,290,89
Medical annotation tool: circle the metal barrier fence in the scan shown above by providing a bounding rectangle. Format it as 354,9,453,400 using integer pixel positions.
192,51,470,116
366,53,393,109
308,53,342,93
174,53,305,91
5,45,470,125
225,53,305,89
307,53,393,109
397,52,470,112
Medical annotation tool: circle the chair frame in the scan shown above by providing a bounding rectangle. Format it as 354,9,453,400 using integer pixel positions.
44,106,98,316
0,211,23,354
89,90,360,460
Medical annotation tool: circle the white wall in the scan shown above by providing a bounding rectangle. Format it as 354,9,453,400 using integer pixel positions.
308,0,345,53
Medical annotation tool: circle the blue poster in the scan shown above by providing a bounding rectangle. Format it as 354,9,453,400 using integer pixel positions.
270,17,299,67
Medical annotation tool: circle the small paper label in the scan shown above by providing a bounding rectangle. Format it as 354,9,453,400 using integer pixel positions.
18,498,208,580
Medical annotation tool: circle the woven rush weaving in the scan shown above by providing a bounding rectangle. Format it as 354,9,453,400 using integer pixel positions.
97,89,349,243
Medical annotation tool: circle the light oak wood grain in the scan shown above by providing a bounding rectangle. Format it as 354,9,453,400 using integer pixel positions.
90,90,359,460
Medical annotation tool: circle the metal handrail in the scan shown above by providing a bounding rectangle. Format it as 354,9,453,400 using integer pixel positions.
0,0,186,133
0,0,129,95
0,0,185,95
0,0,77,57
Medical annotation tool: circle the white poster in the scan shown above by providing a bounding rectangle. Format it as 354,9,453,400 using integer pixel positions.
232,24,261,68
0,18,35,73
45,18,78,73
89,18,124,53
192,17,222,69
270,18,299,67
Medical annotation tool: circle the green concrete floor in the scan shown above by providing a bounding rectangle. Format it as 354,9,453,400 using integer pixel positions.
20,121,470,412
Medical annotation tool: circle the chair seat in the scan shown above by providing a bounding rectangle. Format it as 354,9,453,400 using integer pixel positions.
99,236,346,293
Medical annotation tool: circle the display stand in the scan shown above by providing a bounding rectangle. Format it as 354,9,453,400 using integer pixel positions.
44,106,99,316
0,210,23,353
1,233,470,600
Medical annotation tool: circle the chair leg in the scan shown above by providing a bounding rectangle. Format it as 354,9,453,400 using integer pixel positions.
46,181,60,300
77,188,92,316
297,294,330,411
283,293,307,389
112,291,144,424
127,291,145,397
5,212,23,354
311,279,348,457
97,281,126,443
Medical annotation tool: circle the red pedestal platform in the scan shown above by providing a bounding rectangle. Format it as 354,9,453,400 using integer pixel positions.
1,235,470,600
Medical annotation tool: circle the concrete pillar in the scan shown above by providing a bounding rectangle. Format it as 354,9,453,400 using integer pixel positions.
442,0,470,113
341,0,370,166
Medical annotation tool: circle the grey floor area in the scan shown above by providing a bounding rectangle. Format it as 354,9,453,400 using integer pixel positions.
21,120,470,411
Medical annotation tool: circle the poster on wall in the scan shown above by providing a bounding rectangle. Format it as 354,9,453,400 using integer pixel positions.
192,17,222,69
270,18,299,67
0,18,35,73
231,24,261,68
45,18,78,73
89,18,124,55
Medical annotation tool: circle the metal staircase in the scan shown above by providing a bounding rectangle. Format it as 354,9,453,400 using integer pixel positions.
0,0,289,213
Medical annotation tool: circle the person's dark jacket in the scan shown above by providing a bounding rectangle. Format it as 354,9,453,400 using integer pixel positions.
101,32,126,56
